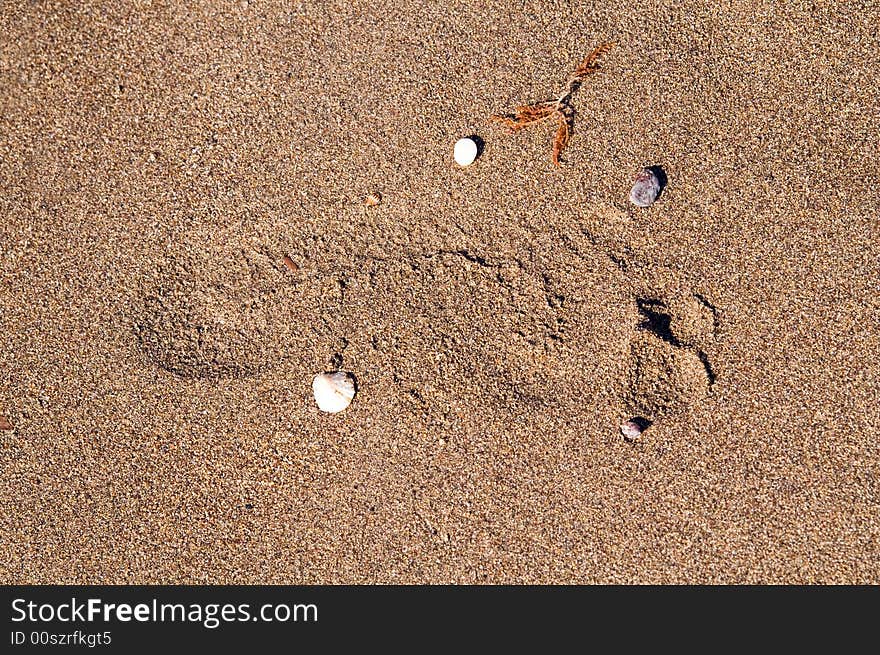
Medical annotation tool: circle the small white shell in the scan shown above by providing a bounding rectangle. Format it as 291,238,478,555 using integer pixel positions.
629,168,662,207
453,137,478,167
619,420,644,440
312,371,356,413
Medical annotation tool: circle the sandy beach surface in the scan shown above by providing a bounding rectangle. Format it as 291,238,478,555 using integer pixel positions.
1,0,878,583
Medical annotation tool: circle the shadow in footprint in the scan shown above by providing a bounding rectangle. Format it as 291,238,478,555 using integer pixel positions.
636,298,677,346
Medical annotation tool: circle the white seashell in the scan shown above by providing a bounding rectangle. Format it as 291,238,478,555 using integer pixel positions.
312,371,356,413
619,419,645,440
453,137,478,167
629,167,662,207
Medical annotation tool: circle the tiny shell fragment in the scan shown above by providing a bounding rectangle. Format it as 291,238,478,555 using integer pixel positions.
0,416,13,431
364,193,382,206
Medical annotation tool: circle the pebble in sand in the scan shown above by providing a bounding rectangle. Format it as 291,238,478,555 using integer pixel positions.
453,137,478,167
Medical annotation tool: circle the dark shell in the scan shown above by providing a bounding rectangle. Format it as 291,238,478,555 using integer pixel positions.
629,168,662,207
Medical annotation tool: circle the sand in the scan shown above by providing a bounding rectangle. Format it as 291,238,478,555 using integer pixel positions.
1,0,878,584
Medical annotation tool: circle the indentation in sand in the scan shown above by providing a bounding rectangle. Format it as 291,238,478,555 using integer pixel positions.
134,229,291,379
626,294,718,417
336,250,632,411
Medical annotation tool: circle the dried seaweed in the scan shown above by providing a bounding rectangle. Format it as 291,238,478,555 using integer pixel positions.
552,112,572,167
491,43,613,166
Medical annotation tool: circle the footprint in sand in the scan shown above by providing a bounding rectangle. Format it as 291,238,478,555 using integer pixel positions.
554,200,722,422
331,249,632,412
133,208,718,427
625,293,718,419
133,235,633,418
133,224,331,379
